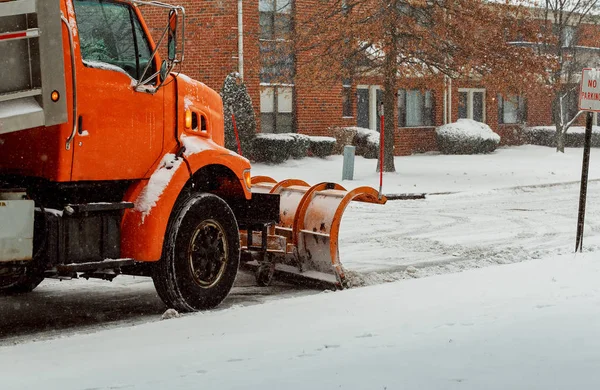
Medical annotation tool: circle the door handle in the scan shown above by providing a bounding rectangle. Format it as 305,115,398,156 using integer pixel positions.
77,116,89,136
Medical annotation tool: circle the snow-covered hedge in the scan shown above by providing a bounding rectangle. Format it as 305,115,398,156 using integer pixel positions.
309,136,336,158
524,126,600,148
252,133,294,164
435,119,500,155
288,133,310,159
332,126,380,159
221,73,256,158
252,133,335,163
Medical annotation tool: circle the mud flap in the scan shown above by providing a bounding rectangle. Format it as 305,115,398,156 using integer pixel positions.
245,176,387,289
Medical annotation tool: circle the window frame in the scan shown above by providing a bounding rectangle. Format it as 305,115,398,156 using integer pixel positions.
458,88,486,122
260,84,295,134
259,0,294,84
397,88,435,128
497,94,527,124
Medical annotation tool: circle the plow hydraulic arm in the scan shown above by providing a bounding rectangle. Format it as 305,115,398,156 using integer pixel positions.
240,176,387,289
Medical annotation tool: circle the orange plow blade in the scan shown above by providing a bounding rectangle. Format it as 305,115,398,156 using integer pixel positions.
242,176,387,289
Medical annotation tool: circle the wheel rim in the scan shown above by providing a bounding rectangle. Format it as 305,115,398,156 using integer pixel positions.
187,219,228,288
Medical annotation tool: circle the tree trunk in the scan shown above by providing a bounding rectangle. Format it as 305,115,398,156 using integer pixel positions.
377,10,397,173
552,94,565,153
556,126,565,153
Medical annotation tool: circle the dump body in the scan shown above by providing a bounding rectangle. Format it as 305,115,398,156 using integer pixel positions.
0,0,67,135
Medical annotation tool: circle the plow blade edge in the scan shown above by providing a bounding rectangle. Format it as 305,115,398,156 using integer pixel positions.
244,176,387,289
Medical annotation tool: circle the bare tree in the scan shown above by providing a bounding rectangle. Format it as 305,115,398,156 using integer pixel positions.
540,0,600,152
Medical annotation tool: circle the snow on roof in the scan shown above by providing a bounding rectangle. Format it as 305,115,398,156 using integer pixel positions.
436,119,501,141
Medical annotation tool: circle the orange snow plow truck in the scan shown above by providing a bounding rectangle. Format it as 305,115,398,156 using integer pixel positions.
0,0,386,311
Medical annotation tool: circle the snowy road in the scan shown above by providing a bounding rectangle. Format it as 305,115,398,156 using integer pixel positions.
341,180,600,283
0,272,314,345
2,179,598,344
2,253,600,390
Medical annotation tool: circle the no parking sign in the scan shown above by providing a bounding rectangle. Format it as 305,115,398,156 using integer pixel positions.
579,68,600,111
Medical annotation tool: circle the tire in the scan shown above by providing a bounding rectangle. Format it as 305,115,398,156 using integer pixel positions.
0,267,44,295
153,193,240,312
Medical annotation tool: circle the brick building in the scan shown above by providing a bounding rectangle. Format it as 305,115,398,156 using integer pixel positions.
142,1,600,156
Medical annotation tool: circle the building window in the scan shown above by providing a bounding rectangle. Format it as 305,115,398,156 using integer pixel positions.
260,0,292,40
498,95,527,124
458,88,485,122
259,0,294,83
260,0,295,134
398,89,434,127
342,84,353,117
260,86,294,133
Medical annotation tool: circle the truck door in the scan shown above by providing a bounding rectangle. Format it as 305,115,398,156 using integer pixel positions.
70,0,163,181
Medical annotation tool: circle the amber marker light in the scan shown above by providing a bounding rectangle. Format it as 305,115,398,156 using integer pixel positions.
243,169,252,190
185,110,193,129
51,90,60,102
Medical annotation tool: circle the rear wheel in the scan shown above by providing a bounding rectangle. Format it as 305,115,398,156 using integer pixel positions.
0,266,44,295
153,193,240,312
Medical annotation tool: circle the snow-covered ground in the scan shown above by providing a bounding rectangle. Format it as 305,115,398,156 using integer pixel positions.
253,144,600,193
2,253,600,389
2,145,600,388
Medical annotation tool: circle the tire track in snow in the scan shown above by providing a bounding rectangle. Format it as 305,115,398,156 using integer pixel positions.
341,181,600,286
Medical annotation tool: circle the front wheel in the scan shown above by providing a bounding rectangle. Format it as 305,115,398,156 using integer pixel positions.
0,266,44,295
153,193,240,312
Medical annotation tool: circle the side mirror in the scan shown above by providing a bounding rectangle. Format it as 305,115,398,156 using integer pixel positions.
160,60,169,82
167,10,177,61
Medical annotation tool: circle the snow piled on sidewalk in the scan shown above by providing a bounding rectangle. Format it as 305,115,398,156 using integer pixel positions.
2,253,600,390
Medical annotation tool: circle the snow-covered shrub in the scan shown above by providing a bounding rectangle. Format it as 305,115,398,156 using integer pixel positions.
331,126,380,159
353,127,380,159
252,133,294,163
221,73,256,158
331,127,358,154
309,136,336,158
522,126,554,147
523,126,600,148
288,133,310,159
436,119,500,154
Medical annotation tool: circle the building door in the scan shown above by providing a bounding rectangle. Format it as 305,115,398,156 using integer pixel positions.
357,88,369,128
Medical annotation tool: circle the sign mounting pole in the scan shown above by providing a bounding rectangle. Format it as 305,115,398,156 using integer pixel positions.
575,68,599,252
576,111,593,252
